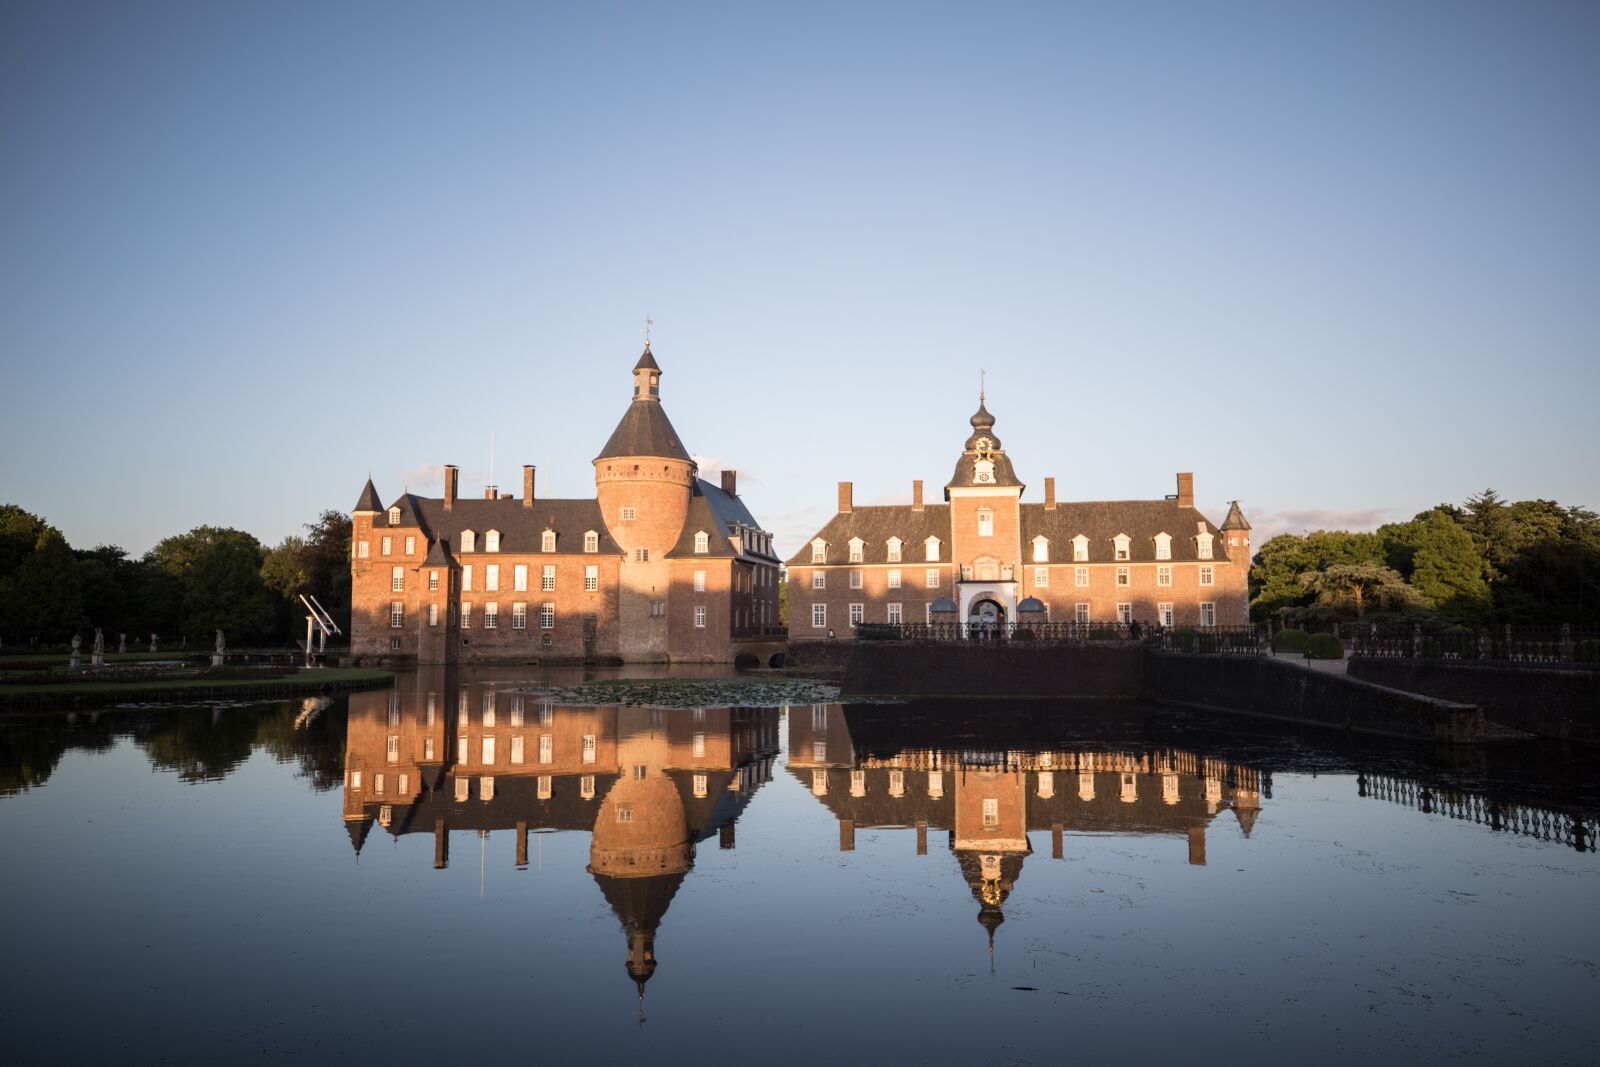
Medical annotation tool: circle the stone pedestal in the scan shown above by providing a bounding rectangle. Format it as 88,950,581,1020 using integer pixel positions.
211,653,225,667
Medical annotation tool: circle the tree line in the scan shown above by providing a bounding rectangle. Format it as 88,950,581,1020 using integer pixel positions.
0,504,352,649
1250,490,1600,627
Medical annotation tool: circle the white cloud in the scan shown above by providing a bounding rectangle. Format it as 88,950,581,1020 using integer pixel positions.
1246,506,1396,543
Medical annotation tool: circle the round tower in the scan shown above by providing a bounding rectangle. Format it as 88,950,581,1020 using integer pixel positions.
594,344,696,660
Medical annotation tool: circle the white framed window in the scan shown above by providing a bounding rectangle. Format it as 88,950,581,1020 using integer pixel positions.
694,570,706,592
1200,602,1216,627
983,798,998,827
461,530,476,553
1075,566,1089,587
386,736,399,763
1157,565,1172,586
849,570,862,589
428,570,439,592
1155,533,1172,560
887,603,902,625
538,735,552,764
620,507,636,521
1072,535,1089,562
540,603,555,629
812,572,826,590
926,569,939,588
1075,603,1090,624
1200,565,1214,586
1197,530,1214,560
811,539,827,563
512,602,526,629
925,536,941,562
462,564,473,592
634,548,649,562
357,540,369,559
510,735,525,764
542,530,556,552
582,735,596,763
424,737,434,760
405,535,415,555
812,603,827,628
428,603,438,627
694,606,706,628
887,569,901,589
381,536,391,556
1113,534,1131,561
460,602,471,629
483,602,498,629
848,538,864,563
1116,566,1130,586
482,737,495,765
389,601,403,628
580,775,595,800
977,508,993,537
692,732,705,758
391,566,404,592
694,531,709,553
693,774,708,798
584,565,598,591
541,564,555,591
514,564,527,591
1034,568,1049,588
1158,602,1174,626
485,530,500,553
388,506,400,526
1032,536,1049,563
485,564,499,591
584,530,599,552
1116,603,1132,623
886,538,902,562
849,603,864,625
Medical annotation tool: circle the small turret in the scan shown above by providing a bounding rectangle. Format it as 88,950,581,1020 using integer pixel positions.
353,477,381,514
632,344,662,402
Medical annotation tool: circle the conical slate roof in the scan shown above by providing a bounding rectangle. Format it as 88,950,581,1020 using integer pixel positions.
634,345,660,371
596,394,692,461
353,478,382,513
1221,501,1252,531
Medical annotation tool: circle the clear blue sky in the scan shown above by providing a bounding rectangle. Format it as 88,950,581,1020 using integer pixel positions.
3,1,1596,558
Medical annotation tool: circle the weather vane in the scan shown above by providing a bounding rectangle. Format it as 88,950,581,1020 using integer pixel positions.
980,368,986,402
643,316,654,348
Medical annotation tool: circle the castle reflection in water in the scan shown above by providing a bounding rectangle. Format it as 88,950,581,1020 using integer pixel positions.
340,676,1264,999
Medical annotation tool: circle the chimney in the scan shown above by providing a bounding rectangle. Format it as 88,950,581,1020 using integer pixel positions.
522,465,535,508
1044,477,1056,511
721,469,738,497
837,481,853,514
443,465,458,511
1176,472,1194,508
912,480,923,511
484,486,496,500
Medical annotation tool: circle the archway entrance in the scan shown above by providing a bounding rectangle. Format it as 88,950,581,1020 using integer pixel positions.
968,597,1006,638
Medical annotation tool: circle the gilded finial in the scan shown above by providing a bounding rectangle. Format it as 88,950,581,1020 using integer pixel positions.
642,316,653,349
980,368,985,403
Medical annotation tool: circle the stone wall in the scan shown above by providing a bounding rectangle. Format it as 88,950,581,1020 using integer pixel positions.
839,643,1145,700
1347,659,1598,744
1145,652,1488,742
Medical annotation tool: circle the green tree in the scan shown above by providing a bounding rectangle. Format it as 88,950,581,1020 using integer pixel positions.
1249,530,1383,619
0,526,86,643
1380,509,1491,622
149,526,278,643
1300,563,1429,618
301,511,352,635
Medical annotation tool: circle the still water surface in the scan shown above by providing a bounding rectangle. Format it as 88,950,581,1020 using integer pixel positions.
2,667,1597,1065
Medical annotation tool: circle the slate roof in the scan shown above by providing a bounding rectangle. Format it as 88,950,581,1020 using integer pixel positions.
946,398,1024,492
634,345,660,372
1020,500,1231,563
373,493,623,557
1221,501,1251,531
666,479,781,562
353,478,382,513
595,398,691,462
784,504,952,567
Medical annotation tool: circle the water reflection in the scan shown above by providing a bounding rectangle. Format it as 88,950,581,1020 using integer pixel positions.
789,703,1265,953
340,670,779,1006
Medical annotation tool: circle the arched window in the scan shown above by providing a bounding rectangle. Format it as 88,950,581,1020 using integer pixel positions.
811,539,827,563
460,530,476,553
694,531,709,553
925,536,941,562
1154,532,1172,560
584,530,599,553
387,506,401,526
1032,536,1049,563
1113,534,1131,561
541,530,556,553
886,537,903,562
485,529,500,553
848,538,864,563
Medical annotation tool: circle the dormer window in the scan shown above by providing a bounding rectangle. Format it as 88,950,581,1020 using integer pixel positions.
925,536,941,562
977,508,993,537
541,530,556,553
1072,535,1089,561
485,529,500,553
584,530,598,553
460,530,476,553
1154,533,1172,560
387,506,401,526
1113,534,1131,561
1197,528,1214,560
848,537,864,563
694,531,709,553
886,538,902,563
811,539,827,563
1032,536,1050,563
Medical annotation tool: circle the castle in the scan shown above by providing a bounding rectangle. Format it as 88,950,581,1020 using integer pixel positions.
784,394,1251,636
350,345,781,664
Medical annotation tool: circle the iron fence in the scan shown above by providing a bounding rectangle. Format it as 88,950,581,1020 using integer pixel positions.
1359,772,1596,853
853,621,1263,652
1342,622,1600,665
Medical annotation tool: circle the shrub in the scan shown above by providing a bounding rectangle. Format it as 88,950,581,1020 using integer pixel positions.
1168,627,1198,653
1306,632,1345,660
1088,626,1118,641
1012,628,1035,641
1273,628,1309,653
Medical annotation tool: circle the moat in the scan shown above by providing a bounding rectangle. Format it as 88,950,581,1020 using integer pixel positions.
2,667,1597,1065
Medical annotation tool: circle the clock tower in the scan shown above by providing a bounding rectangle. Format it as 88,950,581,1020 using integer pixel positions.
945,394,1025,627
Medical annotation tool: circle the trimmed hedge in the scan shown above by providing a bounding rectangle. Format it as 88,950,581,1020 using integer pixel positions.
1306,632,1345,660
1272,628,1310,653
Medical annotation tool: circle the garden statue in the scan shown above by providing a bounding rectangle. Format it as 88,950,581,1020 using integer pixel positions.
118,633,127,654
91,628,105,667
215,629,226,653
70,633,82,670
149,633,158,653
212,629,226,667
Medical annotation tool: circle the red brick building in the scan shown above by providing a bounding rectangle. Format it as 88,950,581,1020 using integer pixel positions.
350,346,781,663
785,394,1251,636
